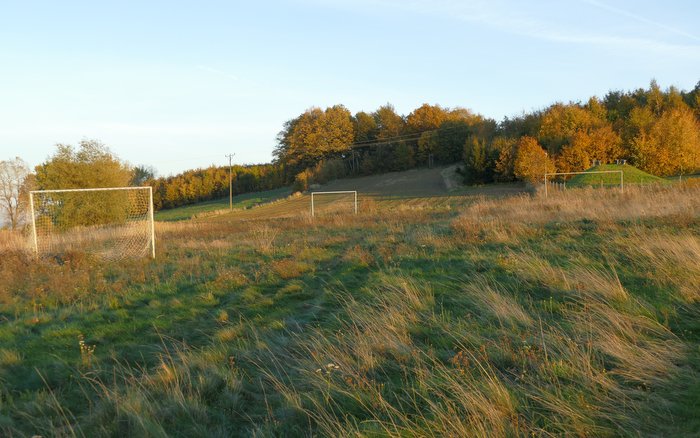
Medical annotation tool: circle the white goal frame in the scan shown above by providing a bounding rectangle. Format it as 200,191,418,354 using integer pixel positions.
544,170,623,198
29,186,156,259
310,191,358,217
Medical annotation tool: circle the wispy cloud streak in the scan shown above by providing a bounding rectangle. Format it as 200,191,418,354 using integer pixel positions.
309,0,700,58
581,0,700,43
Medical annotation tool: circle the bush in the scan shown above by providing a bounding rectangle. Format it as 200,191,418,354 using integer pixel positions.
293,169,313,192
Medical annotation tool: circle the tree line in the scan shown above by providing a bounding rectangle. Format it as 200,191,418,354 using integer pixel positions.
3,80,699,230
275,103,496,189
274,80,700,187
148,163,287,210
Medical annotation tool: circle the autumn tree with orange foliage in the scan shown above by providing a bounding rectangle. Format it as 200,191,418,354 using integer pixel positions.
514,136,555,184
406,104,450,133
556,127,623,173
275,105,354,172
538,103,607,153
632,106,700,176
557,139,591,174
374,104,405,139
353,111,378,143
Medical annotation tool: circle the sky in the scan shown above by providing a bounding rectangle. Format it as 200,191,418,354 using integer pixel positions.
0,0,698,176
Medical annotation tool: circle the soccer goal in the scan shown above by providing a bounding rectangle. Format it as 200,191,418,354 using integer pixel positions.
544,171,623,197
310,191,358,217
29,186,156,260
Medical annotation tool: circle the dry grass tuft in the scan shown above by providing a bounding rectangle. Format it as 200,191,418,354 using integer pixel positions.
571,291,682,387
342,245,375,267
0,348,22,366
623,230,700,303
248,223,279,254
0,229,30,252
461,277,534,327
271,259,313,279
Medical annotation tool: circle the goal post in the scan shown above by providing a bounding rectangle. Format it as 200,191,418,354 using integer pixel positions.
544,171,623,198
29,186,156,260
310,191,358,217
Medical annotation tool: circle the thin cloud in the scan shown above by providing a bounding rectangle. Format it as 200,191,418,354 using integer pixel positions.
581,0,700,43
423,0,699,55
309,0,700,58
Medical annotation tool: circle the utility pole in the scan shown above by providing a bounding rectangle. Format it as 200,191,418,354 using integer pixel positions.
226,153,235,210
544,151,549,193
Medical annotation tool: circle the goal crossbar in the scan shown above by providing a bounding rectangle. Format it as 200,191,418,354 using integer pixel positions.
29,186,156,259
310,191,358,217
544,170,623,197
30,186,152,194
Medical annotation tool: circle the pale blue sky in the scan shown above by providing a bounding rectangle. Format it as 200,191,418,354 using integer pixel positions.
1,0,698,175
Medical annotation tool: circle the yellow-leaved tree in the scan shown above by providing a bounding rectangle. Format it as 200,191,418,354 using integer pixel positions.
34,140,134,228
514,136,555,184
406,103,449,133
557,138,591,174
631,106,700,176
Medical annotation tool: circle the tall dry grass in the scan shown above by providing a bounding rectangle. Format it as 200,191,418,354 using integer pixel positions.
255,261,687,436
454,185,700,239
620,229,700,303
0,229,29,252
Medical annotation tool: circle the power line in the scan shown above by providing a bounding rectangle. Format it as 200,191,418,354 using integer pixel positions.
352,131,428,146
152,154,226,165
348,124,469,149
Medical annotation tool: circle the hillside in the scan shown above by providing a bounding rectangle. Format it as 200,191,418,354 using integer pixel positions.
193,167,526,221
567,164,668,186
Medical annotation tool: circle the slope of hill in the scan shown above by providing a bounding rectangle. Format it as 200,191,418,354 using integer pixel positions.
319,167,449,197
155,187,292,221
567,164,668,186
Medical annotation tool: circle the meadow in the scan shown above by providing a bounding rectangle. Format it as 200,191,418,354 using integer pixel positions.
0,182,699,437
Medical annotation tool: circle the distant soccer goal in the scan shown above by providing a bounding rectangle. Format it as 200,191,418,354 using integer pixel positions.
29,186,155,260
310,191,358,217
544,171,623,197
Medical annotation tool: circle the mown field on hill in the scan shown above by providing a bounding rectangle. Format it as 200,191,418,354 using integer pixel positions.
154,187,293,222
199,167,526,221
1,172,699,436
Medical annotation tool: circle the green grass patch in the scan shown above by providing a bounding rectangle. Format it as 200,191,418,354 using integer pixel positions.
567,164,668,186
155,186,292,221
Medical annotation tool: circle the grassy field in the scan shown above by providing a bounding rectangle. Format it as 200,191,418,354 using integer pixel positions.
1,171,699,436
155,187,292,221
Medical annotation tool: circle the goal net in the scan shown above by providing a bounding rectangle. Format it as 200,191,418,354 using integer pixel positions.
310,191,358,217
29,187,155,260
545,171,623,197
